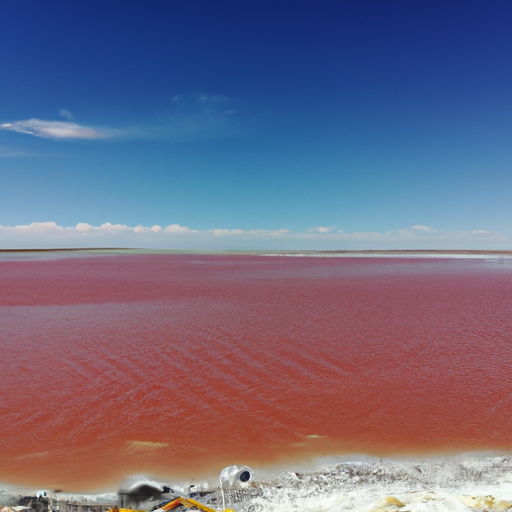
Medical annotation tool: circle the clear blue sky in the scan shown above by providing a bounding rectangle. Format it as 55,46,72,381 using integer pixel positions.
1,0,512,249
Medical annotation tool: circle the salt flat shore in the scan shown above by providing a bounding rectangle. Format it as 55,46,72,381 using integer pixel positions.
237,454,512,511
3,455,512,512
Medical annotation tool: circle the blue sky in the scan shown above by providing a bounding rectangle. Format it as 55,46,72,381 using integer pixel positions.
1,0,512,249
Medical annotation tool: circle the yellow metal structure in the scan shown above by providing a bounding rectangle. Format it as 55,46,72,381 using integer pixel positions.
110,498,236,512
158,496,235,512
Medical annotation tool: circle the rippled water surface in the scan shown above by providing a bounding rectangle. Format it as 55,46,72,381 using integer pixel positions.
1,254,512,490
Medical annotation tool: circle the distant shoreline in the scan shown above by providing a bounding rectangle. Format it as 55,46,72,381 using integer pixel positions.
1,248,512,256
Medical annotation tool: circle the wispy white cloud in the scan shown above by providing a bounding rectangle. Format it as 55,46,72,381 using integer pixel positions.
59,108,73,120
157,92,242,141
308,226,337,233
212,228,289,237
299,225,508,248
1,92,243,144
0,115,234,143
197,94,227,103
0,145,29,158
0,119,115,140
0,222,509,251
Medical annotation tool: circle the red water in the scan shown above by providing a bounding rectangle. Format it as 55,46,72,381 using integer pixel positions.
1,254,512,490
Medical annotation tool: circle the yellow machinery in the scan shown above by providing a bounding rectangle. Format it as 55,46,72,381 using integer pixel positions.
112,465,252,512
110,497,236,512
156,496,235,512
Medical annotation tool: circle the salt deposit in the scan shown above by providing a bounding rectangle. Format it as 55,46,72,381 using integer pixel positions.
214,455,512,511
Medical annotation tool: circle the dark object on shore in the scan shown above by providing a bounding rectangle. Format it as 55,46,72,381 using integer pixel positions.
118,478,176,509
15,496,49,512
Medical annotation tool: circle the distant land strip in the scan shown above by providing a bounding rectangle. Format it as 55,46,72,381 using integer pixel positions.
0,247,126,252
1,248,512,255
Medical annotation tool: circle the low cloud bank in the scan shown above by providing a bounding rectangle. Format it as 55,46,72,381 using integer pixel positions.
0,222,509,250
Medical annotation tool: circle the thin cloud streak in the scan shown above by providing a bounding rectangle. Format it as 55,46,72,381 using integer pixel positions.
0,119,115,140
0,222,509,251
0,145,30,158
0,93,243,142
0,113,239,142
308,226,337,233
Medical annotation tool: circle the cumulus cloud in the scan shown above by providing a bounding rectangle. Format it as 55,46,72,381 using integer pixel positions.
163,224,195,233
0,222,509,251
0,222,193,236
0,119,114,140
410,225,438,232
75,223,93,232
2,221,67,234
73,222,132,232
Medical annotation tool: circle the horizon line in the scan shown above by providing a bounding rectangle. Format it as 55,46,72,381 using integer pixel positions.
2,248,512,255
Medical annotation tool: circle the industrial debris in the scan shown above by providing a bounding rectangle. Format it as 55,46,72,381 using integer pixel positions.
0,465,255,512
